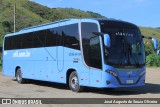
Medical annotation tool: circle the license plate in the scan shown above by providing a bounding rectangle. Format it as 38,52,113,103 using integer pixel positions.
126,80,134,84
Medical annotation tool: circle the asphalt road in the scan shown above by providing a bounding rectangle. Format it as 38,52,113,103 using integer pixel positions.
0,68,160,107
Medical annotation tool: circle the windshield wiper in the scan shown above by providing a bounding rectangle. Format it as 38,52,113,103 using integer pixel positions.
136,39,143,55
128,43,141,67
118,39,141,67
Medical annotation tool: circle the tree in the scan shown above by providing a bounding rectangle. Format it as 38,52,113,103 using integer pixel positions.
2,21,12,33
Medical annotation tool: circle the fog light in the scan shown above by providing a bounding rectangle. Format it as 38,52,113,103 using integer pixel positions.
106,81,110,85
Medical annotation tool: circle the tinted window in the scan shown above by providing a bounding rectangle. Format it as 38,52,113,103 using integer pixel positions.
81,22,99,67
89,36,102,69
54,27,63,46
63,24,80,50
4,24,80,50
46,27,65,47
22,33,33,49
100,21,145,67
46,29,56,46
12,35,22,49
4,37,13,50
33,30,46,48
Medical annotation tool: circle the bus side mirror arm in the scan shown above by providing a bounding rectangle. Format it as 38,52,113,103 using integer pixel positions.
92,32,104,36
92,32,110,47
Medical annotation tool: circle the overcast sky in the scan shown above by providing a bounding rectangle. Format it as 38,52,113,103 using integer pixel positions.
30,0,160,28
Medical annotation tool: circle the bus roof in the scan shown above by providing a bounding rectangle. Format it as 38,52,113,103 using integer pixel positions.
20,19,71,31
4,18,138,37
95,18,138,28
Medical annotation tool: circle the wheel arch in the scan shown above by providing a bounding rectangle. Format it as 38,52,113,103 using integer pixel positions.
15,66,21,77
66,68,77,85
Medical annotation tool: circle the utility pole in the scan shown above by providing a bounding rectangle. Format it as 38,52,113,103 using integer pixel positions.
14,3,16,33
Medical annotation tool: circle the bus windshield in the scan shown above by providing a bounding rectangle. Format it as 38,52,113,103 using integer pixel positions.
100,21,145,68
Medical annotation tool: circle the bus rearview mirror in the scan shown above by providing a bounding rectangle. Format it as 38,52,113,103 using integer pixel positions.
152,38,159,50
104,34,110,47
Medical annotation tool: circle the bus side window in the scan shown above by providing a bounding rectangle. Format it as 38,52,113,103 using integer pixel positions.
46,29,56,47
22,33,33,49
12,35,22,49
4,37,13,50
54,28,64,46
33,30,46,48
63,24,80,50
89,36,102,69
81,22,99,67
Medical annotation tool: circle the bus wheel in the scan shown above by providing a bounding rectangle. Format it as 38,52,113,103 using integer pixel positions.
69,71,83,92
16,68,25,84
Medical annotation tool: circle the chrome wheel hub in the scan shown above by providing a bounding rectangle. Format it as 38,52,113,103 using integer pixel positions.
71,76,78,89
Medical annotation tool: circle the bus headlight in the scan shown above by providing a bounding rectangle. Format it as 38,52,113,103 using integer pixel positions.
106,70,117,77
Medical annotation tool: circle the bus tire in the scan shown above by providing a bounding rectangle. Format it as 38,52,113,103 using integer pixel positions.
16,68,25,84
69,71,83,92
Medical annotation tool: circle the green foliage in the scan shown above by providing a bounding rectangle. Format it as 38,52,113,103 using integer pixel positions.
146,54,160,67
2,21,12,32
0,0,105,45
140,27,160,41
144,39,160,67
144,40,155,56
23,1,105,22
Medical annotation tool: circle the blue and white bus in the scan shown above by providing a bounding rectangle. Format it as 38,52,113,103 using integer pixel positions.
2,18,159,92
